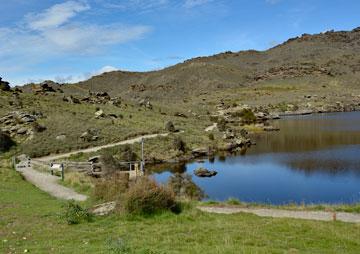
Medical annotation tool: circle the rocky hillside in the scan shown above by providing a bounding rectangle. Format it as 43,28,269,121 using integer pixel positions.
53,27,360,101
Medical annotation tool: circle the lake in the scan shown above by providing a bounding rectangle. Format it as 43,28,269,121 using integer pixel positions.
152,111,360,205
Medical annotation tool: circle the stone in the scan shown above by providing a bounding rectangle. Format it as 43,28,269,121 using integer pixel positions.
263,126,280,132
95,109,105,118
194,167,217,177
91,202,116,216
192,148,208,157
56,135,66,141
17,127,28,135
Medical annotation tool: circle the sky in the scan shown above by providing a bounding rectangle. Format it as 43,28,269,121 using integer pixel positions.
1,0,360,85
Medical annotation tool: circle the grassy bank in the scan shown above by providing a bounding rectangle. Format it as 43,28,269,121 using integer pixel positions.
1,161,360,253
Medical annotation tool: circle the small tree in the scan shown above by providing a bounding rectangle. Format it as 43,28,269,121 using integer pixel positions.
0,131,15,153
165,121,176,132
173,137,186,152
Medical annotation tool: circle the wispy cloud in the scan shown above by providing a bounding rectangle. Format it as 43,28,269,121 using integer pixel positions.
184,0,213,8
53,65,118,84
265,0,282,5
0,0,151,81
26,1,90,30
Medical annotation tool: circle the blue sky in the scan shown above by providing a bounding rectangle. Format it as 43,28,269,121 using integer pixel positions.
1,0,359,85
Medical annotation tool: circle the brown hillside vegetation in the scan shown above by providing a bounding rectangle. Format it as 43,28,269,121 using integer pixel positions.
55,27,360,100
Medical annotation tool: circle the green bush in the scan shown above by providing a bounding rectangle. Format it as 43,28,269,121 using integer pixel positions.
208,133,215,140
62,200,93,225
231,109,257,124
0,131,15,153
217,118,227,132
173,136,186,152
165,121,176,132
120,177,178,215
120,145,137,162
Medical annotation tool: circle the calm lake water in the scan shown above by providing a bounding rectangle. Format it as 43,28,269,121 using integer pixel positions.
152,112,360,205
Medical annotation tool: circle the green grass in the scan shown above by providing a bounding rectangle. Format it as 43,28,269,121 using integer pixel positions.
1,162,360,253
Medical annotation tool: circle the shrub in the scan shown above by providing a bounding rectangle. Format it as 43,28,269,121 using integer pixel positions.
241,109,256,124
120,145,137,162
93,172,129,202
231,109,257,124
173,137,186,152
32,122,47,133
100,154,122,175
62,200,92,225
217,118,227,132
0,131,15,153
120,177,177,215
165,121,176,132
208,133,215,140
168,173,205,201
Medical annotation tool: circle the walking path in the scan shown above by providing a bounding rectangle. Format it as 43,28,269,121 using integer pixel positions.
37,132,170,162
16,161,87,201
198,206,360,223
14,133,172,201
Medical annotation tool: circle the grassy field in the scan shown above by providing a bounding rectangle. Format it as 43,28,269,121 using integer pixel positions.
1,161,360,254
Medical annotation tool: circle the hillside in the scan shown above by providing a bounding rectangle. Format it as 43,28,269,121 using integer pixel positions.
2,27,360,158
59,27,360,100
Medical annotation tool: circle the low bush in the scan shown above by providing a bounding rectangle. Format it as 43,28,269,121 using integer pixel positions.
120,177,178,215
231,109,257,124
217,118,227,132
208,133,215,140
93,172,129,202
62,200,93,225
173,136,186,152
0,131,15,153
165,121,176,132
168,173,205,201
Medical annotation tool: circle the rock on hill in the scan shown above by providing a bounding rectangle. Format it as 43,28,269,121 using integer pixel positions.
30,27,360,101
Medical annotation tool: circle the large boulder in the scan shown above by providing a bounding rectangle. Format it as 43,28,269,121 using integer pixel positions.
194,167,217,178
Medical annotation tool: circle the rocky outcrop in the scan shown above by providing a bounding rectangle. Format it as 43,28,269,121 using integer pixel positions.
63,95,81,104
0,77,11,91
0,111,44,139
31,81,62,94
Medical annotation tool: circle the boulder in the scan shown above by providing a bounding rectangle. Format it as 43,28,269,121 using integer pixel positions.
56,135,66,141
194,167,218,178
17,127,28,135
191,148,208,157
95,109,105,119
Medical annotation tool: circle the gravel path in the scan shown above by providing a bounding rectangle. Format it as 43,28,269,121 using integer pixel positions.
198,206,360,223
16,161,87,201
37,132,170,162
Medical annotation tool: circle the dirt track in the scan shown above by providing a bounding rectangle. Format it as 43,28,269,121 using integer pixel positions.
198,206,360,223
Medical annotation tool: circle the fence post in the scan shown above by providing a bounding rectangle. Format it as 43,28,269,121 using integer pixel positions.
61,163,64,181
11,156,15,169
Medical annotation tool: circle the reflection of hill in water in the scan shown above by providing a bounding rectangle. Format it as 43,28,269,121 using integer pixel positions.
250,113,360,154
284,158,360,176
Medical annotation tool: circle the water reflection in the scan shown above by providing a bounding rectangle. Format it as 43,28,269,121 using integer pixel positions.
151,112,360,204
